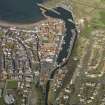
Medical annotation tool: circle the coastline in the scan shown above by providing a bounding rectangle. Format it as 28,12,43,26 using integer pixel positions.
0,0,49,29
0,17,47,29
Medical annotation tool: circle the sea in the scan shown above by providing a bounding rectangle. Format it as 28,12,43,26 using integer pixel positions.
0,0,46,23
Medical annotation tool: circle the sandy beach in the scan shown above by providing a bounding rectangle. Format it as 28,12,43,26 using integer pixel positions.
0,17,47,29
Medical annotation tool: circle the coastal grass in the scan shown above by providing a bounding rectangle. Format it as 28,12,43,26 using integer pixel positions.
44,0,62,8
70,0,105,19
44,0,105,19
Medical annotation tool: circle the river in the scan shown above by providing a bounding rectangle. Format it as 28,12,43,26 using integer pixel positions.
43,6,77,105
45,6,77,64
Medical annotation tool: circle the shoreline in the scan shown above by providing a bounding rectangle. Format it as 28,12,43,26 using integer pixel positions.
0,15,62,29
0,18,47,29
0,1,50,29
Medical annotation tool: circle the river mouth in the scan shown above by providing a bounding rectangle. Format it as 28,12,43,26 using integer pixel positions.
0,0,46,23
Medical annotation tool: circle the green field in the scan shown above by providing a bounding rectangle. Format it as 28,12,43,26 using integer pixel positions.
6,80,17,89
0,98,5,105
44,0,105,21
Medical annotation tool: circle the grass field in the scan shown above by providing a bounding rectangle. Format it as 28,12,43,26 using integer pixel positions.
44,0,105,20
0,98,5,105
6,80,17,89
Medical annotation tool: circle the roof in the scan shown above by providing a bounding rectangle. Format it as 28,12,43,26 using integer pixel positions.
4,94,15,105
